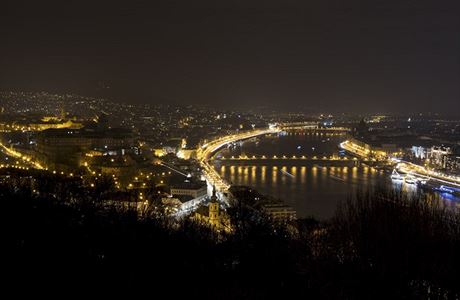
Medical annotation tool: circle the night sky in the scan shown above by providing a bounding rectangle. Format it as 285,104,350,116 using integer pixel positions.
1,0,459,114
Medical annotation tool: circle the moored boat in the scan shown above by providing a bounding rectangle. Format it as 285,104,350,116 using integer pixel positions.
391,169,404,181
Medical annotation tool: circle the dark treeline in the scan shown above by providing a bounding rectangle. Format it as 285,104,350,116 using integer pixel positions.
2,171,460,298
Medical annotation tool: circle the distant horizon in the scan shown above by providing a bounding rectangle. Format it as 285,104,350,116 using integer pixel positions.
1,89,459,117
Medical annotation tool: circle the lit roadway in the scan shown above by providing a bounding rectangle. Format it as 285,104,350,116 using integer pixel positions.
0,141,44,169
340,140,460,187
339,140,388,161
339,140,370,158
197,127,281,193
396,162,460,188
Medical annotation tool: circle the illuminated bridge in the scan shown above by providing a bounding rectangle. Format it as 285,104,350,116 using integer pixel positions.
197,127,281,193
217,154,374,162
197,125,353,194
279,122,351,132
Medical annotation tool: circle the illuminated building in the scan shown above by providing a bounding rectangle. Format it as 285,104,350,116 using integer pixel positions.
446,155,460,174
35,126,135,170
162,138,185,154
170,182,207,198
262,203,297,223
0,115,82,132
207,188,220,227
193,187,231,232
428,146,452,169
411,146,428,159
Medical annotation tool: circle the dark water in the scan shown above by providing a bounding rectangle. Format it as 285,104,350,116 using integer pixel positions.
213,132,459,219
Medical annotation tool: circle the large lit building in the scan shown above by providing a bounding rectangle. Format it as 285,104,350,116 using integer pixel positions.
0,114,82,132
35,126,136,170
262,203,297,223
411,145,457,171
170,181,207,198
428,146,452,169
445,154,460,174
411,146,428,159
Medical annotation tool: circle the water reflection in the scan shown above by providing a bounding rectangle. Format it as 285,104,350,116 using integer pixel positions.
300,166,306,184
272,166,277,185
352,166,358,181
291,166,297,178
215,133,460,219
261,166,266,184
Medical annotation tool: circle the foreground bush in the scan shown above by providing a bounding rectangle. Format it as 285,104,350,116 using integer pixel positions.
2,177,460,298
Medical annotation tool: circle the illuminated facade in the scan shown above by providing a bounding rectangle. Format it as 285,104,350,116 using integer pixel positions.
170,182,207,198
411,146,428,159
446,155,460,174
262,203,297,223
35,127,135,169
193,188,231,232
428,146,452,169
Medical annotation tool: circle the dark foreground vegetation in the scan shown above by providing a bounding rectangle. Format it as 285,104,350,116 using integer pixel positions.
2,171,460,298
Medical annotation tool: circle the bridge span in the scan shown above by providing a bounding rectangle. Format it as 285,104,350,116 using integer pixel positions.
279,123,351,132
196,125,356,196
217,155,375,163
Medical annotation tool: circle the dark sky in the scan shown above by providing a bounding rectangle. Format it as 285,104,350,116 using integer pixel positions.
1,0,459,114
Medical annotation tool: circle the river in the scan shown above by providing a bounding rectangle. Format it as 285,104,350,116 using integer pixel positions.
212,132,459,219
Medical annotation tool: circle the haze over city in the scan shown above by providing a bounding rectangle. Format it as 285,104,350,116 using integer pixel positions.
1,0,459,114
